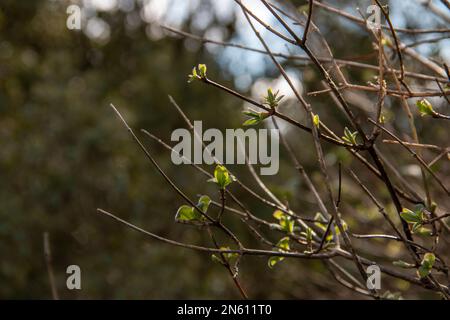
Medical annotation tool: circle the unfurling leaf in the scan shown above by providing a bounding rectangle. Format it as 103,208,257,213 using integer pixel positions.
342,127,358,145
197,195,211,213
242,109,269,126
268,237,290,268
280,216,294,233
400,207,431,236
314,212,328,230
198,64,207,78
418,264,431,278
188,64,207,83
187,67,198,83
422,253,436,269
306,227,313,243
417,252,435,278
313,114,320,128
416,99,434,117
277,237,290,251
175,205,202,222
175,195,211,222
301,227,314,253
242,110,260,117
273,210,284,220
414,226,432,236
211,165,233,189
268,256,284,268
400,208,422,223
242,118,261,126
263,88,284,109
273,210,294,233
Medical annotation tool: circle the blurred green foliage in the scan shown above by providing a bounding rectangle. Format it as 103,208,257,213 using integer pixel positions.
0,0,245,299
0,0,448,299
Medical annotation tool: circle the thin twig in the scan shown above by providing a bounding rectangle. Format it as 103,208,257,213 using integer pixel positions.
369,119,449,195
43,232,59,300
302,0,314,43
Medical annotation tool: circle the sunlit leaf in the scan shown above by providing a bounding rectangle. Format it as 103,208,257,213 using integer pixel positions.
268,237,290,268
198,64,207,78
213,165,233,189
263,88,284,109
400,208,422,223
416,99,434,117
268,256,284,268
273,210,284,220
313,114,320,128
197,195,211,213
175,205,202,222
417,252,435,278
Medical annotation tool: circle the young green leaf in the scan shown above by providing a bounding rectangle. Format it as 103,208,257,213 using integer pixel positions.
273,210,294,233
416,99,434,117
342,127,358,145
212,165,233,189
187,67,198,83
198,64,207,78
411,222,422,233
187,64,207,83
175,205,202,222
400,208,422,223
197,195,211,213
268,256,284,268
268,237,290,268
276,237,290,251
305,227,313,243
301,227,314,252
417,253,435,278
243,118,261,126
263,88,284,109
400,207,431,235
314,212,328,231
242,109,269,126
422,253,435,269
280,216,294,233
313,114,320,128
267,88,274,101
242,109,260,117
418,264,431,278
413,226,432,236
273,210,284,220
